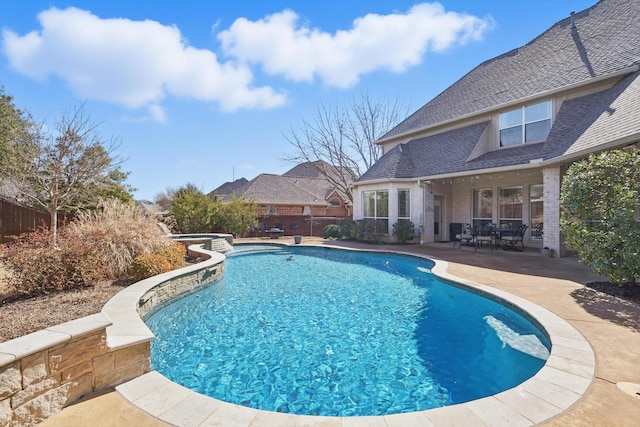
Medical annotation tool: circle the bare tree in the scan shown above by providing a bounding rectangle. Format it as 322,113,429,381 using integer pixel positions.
153,186,178,210
283,93,406,202
0,104,124,242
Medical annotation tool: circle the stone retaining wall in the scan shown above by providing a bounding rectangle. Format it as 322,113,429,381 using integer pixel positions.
0,243,226,426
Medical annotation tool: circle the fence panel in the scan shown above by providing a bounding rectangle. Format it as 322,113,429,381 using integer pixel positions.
249,215,347,237
0,199,50,243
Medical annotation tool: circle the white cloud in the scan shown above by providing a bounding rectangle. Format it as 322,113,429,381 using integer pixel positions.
2,4,492,113
122,104,167,123
1,7,286,113
218,3,493,88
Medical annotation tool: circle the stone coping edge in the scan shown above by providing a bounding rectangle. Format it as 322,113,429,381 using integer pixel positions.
101,243,225,350
116,243,596,427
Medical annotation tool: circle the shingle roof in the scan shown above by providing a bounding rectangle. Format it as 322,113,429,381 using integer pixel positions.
543,70,640,159
383,0,640,140
282,161,325,178
358,122,490,181
225,174,336,205
358,69,640,182
207,178,249,197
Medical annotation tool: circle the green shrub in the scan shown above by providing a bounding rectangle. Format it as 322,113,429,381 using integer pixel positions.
339,219,361,240
560,149,640,285
362,219,385,243
323,224,340,239
393,220,415,243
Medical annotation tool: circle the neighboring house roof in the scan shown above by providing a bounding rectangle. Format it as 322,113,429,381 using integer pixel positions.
282,161,326,178
137,200,169,216
283,160,356,185
214,173,339,206
382,0,640,141
207,178,249,198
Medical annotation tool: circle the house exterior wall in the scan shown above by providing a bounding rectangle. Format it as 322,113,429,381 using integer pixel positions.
352,181,424,240
355,169,549,246
445,170,545,247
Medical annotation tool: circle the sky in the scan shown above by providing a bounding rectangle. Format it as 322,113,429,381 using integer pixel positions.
0,0,597,201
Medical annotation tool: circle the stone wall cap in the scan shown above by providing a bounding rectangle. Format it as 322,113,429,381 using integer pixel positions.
0,329,69,366
46,312,112,339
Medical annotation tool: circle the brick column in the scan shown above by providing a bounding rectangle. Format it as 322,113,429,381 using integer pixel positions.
543,166,563,257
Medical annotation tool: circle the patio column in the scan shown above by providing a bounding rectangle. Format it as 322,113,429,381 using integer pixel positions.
423,183,435,243
542,166,564,257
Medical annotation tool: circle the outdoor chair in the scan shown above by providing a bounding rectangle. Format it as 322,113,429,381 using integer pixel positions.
454,223,475,249
500,224,528,251
475,224,495,250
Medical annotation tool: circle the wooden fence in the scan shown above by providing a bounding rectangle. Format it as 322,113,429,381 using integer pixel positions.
0,198,78,243
248,215,347,237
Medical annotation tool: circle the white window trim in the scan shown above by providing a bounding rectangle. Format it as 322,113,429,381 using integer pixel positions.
397,188,411,220
499,100,552,147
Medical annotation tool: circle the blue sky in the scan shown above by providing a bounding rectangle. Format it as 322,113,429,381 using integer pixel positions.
1,0,596,201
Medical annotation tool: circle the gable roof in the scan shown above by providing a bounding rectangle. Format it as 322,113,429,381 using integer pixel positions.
542,70,640,159
358,68,640,182
282,161,326,178
382,0,640,141
225,174,338,205
207,178,249,198
358,122,490,181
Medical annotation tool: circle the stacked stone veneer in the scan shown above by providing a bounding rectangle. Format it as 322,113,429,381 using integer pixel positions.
0,243,226,426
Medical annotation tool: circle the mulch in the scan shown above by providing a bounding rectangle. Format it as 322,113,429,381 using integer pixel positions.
0,280,132,342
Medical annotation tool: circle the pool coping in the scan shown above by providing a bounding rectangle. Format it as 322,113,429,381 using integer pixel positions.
109,243,596,427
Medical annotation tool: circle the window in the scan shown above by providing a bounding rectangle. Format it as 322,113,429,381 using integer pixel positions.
363,190,389,233
398,189,410,219
500,100,551,147
499,186,523,228
329,198,340,206
266,205,277,215
302,206,311,216
472,188,493,228
530,184,544,240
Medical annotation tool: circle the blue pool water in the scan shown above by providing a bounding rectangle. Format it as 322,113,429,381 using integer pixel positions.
146,245,550,417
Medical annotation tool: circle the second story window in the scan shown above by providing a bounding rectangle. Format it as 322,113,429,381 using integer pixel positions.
499,100,551,147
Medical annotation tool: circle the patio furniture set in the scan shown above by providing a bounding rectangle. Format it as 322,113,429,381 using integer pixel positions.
454,224,529,251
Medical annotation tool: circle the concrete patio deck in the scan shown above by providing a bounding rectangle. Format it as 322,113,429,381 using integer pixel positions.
42,238,640,426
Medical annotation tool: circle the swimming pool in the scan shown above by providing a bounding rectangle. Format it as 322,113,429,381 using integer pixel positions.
146,244,551,417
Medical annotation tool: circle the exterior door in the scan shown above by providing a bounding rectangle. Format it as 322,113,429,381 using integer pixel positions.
434,196,442,241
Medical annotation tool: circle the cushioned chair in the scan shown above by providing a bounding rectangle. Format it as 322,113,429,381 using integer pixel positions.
500,224,528,251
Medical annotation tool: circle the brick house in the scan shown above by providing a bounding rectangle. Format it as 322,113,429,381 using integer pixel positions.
209,161,352,236
351,0,640,256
